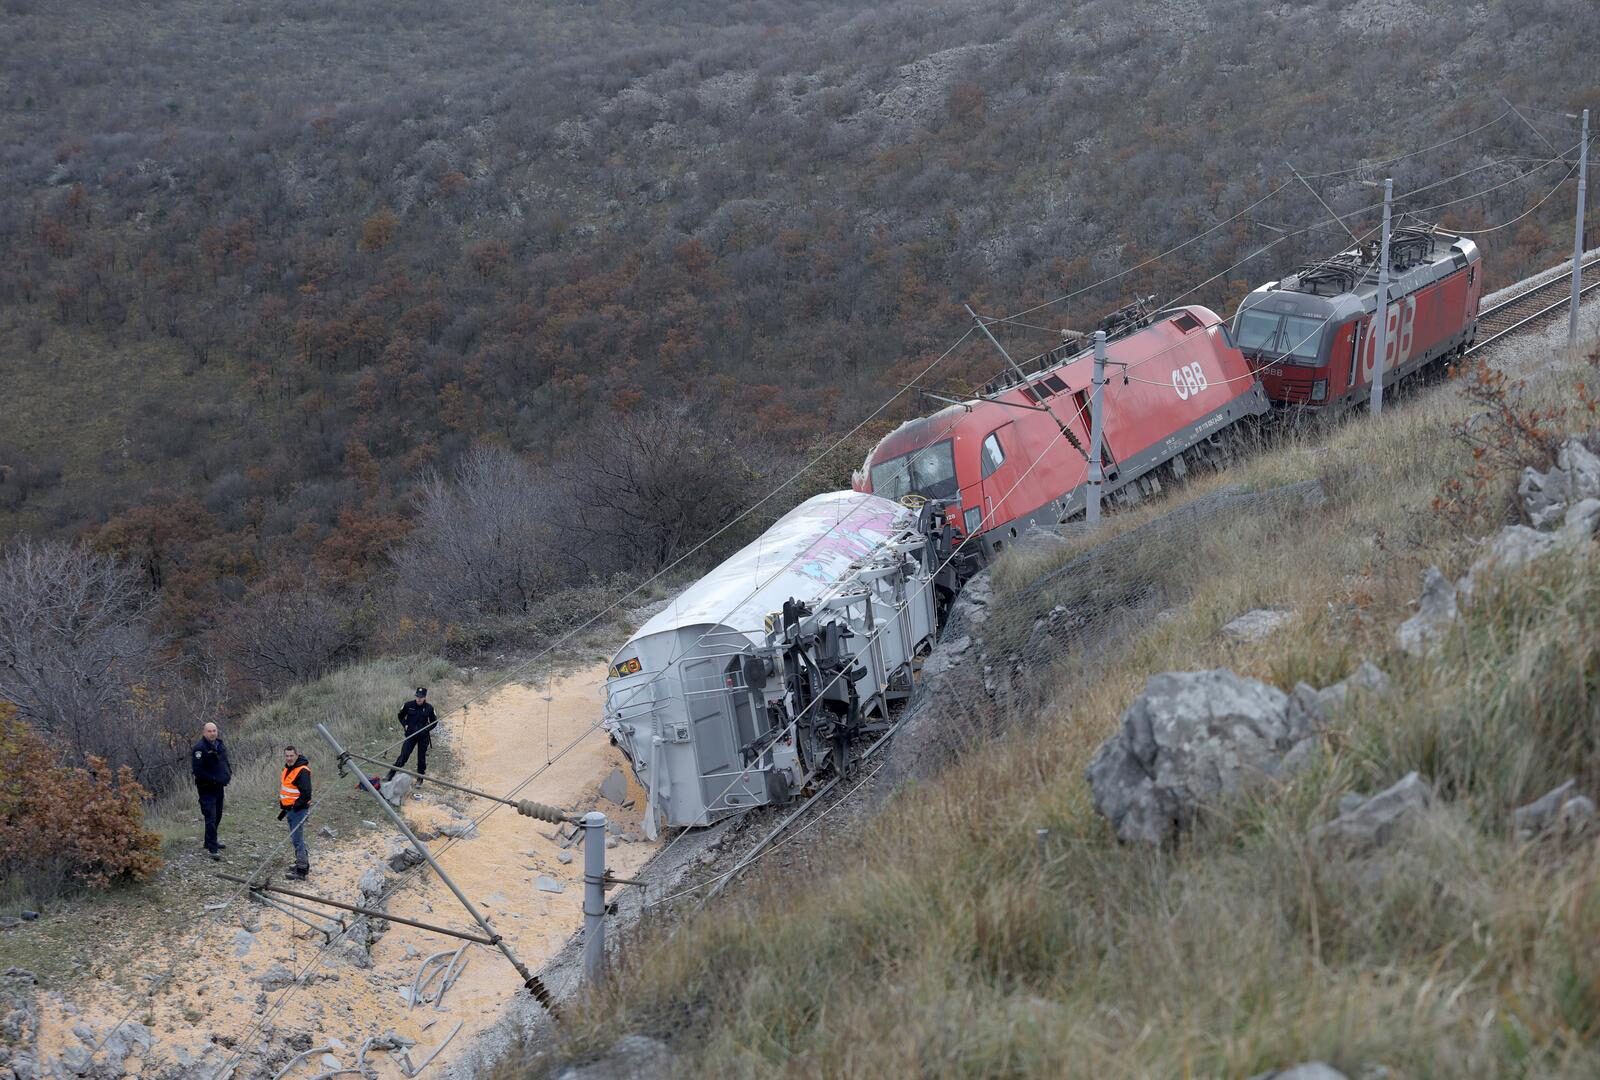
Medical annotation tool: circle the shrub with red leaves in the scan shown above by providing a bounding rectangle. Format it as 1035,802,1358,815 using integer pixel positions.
0,703,162,891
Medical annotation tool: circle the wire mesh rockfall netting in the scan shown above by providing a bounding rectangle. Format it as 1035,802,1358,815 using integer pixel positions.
885,480,1328,784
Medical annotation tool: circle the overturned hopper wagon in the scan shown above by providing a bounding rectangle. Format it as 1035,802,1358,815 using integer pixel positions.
604,491,950,837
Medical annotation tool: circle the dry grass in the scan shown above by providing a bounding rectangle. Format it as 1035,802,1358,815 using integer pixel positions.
500,331,1600,1078
143,654,460,841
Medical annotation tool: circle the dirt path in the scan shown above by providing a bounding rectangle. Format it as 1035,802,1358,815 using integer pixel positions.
24,664,654,1078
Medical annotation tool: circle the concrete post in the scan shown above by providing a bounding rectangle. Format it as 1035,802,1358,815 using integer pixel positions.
582,811,607,988
1372,177,1393,417
1086,330,1108,525
1571,108,1590,349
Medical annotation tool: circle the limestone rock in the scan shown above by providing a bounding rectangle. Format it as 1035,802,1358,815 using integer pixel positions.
1396,567,1456,657
1311,772,1430,857
380,772,415,806
1086,669,1321,846
437,819,479,839
1317,661,1391,712
1222,608,1295,643
256,964,296,991
1458,526,1563,603
556,1035,673,1080
1249,1064,1349,1080
57,1045,92,1076
358,867,388,900
1561,497,1600,541
1511,779,1597,841
1519,438,1600,527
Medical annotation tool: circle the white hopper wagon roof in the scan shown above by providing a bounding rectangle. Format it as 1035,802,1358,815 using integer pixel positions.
618,490,910,658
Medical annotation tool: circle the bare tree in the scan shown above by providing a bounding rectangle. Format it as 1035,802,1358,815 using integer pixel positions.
391,446,564,619
562,404,763,572
0,540,167,765
208,580,365,696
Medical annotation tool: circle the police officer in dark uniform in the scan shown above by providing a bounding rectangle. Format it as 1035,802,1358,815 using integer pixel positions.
387,687,437,799
191,721,232,859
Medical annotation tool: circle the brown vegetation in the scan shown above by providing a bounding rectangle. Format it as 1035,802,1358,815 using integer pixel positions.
0,702,161,899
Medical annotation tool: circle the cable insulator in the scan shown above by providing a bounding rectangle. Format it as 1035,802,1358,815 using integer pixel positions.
525,975,563,1018
515,799,572,824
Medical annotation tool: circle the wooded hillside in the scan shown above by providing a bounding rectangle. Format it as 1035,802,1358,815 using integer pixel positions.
0,0,1594,759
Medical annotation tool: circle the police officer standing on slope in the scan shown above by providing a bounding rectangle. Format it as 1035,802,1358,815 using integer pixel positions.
387,687,436,800
278,746,312,879
191,721,232,860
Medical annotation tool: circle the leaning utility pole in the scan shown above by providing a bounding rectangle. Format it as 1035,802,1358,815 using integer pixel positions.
1086,330,1108,525
316,724,562,1015
1571,107,1590,349
1372,177,1393,418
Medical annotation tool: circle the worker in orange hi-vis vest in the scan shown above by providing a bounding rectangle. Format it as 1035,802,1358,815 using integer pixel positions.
277,746,312,880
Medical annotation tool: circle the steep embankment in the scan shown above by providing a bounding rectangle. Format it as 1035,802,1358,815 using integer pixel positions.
495,291,1600,1077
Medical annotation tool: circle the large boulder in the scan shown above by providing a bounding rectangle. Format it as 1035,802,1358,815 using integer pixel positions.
1086,670,1325,846
1310,772,1430,857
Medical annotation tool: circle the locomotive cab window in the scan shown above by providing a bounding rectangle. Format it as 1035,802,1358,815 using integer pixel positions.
869,439,958,501
1233,309,1328,365
980,432,1006,478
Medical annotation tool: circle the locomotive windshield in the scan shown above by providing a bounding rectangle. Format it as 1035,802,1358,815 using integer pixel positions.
1234,309,1328,364
869,439,958,501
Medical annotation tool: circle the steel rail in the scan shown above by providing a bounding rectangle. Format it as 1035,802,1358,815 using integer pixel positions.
1466,256,1600,356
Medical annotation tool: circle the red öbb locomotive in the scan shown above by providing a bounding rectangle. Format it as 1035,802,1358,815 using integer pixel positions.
854,221,1482,554
853,303,1268,557
1234,224,1482,408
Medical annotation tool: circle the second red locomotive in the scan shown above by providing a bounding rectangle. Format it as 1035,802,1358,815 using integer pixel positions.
853,303,1268,557
1234,224,1482,408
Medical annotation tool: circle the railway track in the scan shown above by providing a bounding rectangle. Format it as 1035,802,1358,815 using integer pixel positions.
1466,254,1600,356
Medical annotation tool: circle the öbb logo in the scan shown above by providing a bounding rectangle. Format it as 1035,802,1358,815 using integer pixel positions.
1171,361,1209,400
1363,296,1418,380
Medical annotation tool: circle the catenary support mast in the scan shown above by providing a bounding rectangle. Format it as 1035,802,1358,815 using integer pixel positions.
1571,108,1590,349
1372,178,1393,417
1086,330,1108,525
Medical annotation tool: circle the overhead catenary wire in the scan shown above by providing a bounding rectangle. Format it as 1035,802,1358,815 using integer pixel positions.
346,325,983,765
978,148,1578,357
1113,154,1587,385
993,106,1567,328
1303,107,1515,178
